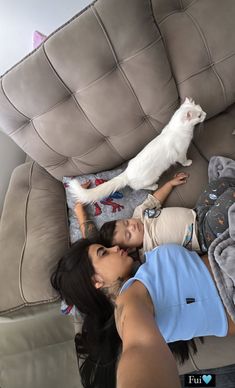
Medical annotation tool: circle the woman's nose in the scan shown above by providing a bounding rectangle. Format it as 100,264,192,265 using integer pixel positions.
110,245,120,253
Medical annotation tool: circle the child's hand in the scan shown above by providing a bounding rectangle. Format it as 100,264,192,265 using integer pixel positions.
169,172,189,187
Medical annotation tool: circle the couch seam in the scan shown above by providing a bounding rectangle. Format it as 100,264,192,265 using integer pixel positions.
0,79,30,120
7,121,30,137
0,338,75,359
18,162,35,303
0,297,60,316
120,37,162,64
74,66,117,94
192,140,209,163
91,4,164,131
31,121,67,159
189,350,200,371
109,116,154,139
158,0,199,25
43,46,125,163
177,52,235,85
185,10,227,108
174,187,187,208
42,45,110,140
149,0,180,104
17,163,63,303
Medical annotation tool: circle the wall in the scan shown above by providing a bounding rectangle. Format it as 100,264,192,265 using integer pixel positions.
0,0,92,215
0,0,93,75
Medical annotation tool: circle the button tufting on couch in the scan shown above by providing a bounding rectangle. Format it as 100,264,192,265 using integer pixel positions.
0,0,235,387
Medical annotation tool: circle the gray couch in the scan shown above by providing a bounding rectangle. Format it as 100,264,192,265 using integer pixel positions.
0,0,235,387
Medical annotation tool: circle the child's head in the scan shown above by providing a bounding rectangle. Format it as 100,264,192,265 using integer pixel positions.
100,218,144,249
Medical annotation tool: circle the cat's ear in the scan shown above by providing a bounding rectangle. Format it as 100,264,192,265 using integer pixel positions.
184,110,193,121
184,97,195,105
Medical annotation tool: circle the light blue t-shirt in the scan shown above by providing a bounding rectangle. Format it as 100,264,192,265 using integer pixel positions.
120,244,228,343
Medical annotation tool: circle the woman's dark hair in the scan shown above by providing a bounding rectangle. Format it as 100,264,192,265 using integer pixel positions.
99,220,117,247
51,237,121,388
51,237,203,387
168,338,204,365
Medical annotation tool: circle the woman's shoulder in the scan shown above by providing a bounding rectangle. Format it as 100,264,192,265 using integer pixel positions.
116,280,154,316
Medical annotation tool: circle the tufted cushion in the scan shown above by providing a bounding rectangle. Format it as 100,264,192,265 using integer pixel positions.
0,162,69,314
152,0,235,119
0,0,178,180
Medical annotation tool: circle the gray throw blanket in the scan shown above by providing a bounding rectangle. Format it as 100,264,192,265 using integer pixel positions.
208,156,235,322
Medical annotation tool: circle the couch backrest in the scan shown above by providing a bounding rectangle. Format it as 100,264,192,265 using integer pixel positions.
1,0,235,180
152,0,235,118
0,0,178,180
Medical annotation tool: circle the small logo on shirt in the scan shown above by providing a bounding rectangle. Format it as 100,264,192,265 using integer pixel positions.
183,224,193,248
184,374,216,387
144,207,161,219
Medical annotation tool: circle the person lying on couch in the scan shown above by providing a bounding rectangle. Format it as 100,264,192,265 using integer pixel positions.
74,174,235,259
51,237,235,388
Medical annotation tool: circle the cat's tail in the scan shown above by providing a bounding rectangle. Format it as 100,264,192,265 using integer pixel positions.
68,172,128,204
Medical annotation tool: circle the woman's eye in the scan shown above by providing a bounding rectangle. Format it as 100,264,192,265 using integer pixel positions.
126,232,131,240
98,247,106,257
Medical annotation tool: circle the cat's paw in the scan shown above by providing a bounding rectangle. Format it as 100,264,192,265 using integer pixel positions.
144,184,158,191
182,159,192,167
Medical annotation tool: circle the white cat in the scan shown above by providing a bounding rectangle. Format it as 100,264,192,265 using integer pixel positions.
69,98,206,204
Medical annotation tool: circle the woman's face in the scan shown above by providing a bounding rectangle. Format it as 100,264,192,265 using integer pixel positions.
88,244,133,289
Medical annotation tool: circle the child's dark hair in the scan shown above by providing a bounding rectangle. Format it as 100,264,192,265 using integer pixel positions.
99,220,117,247
51,237,203,387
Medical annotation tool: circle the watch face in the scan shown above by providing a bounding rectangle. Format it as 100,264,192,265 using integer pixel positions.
144,207,161,219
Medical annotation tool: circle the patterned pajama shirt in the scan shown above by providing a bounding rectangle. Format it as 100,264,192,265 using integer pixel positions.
195,177,235,252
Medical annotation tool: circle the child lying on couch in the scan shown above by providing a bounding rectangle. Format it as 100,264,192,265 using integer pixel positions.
75,173,235,259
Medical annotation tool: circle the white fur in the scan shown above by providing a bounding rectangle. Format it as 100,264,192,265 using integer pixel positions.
68,98,206,203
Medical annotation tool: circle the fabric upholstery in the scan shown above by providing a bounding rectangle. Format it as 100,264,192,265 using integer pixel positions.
0,304,81,388
0,0,235,381
152,0,235,119
0,0,178,180
0,162,69,314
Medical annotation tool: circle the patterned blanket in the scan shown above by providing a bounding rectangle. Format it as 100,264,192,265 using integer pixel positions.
208,156,235,322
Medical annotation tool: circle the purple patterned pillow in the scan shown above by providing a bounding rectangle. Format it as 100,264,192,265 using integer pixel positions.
63,163,150,243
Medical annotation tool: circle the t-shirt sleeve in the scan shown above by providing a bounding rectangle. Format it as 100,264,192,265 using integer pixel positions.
133,194,162,219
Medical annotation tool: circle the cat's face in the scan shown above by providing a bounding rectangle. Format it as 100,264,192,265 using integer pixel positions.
179,97,206,126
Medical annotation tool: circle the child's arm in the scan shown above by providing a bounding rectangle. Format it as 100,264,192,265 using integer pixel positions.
74,180,98,238
153,172,188,204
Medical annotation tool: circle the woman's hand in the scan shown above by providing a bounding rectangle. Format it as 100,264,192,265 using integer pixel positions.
73,180,98,238
169,172,189,187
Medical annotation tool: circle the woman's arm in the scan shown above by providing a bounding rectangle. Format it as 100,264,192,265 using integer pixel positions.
115,284,180,388
74,180,98,239
153,172,188,204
